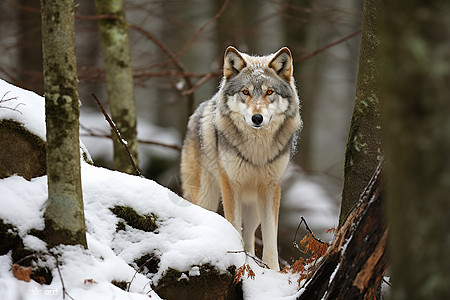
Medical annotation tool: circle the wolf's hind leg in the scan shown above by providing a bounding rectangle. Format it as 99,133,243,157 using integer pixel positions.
195,169,221,212
242,203,260,255
180,137,201,203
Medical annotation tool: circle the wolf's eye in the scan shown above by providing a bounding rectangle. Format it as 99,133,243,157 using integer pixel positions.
242,90,250,96
266,90,274,96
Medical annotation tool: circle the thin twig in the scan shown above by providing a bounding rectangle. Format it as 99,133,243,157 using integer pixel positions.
176,0,230,58
126,22,196,114
227,250,269,269
293,216,327,246
77,13,196,115
182,72,220,96
0,91,24,114
52,254,75,300
80,131,182,152
294,29,361,63
133,70,218,79
127,256,157,292
91,93,143,177
255,237,289,269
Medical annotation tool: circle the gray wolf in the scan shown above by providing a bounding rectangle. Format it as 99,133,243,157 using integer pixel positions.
180,46,302,270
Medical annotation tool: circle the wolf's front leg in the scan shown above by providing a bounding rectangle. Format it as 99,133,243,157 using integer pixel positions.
258,184,281,271
242,203,261,255
219,165,242,232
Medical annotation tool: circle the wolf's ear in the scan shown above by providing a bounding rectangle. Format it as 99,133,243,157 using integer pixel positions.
269,47,293,82
224,46,247,79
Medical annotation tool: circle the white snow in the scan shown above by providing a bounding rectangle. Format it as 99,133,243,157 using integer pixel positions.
283,168,339,242
0,78,305,299
0,80,46,140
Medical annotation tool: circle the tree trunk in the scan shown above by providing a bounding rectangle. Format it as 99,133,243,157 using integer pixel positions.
339,0,383,227
381,1,450,299
40,0,87,248
94,0,138,175
298,163,387,299
18,0,43,94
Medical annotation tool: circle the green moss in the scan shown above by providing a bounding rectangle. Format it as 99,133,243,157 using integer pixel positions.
82,151,94,165
110,206,158,232
0,220,53,285
0,120,45,149
157,267,184,286
111,280,128,290
134,253,160,275
157,264,230,288
116,221,126,232
0,219,23,256
31,266,53,285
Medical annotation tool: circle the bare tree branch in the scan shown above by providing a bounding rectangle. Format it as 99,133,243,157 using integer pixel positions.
182,71,221,96
176,0,230,58
80,130,182,152
91,93,142,177
76,13,196,115
294,29,361,63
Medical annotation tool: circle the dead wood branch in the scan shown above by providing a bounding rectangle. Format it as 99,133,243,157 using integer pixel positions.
91,94,143,177
182,72,220,96
52,254,75,300
294,29,361,63
297,161,387,300
79,129,182,152
176,0,230,58
0,91,24,114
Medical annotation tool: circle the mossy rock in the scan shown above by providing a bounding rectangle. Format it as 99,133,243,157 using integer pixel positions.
0,119,46,180
110,205,158,232
111,280,128,291
134,253,160,275
0,219,22,256
0,219,53,285
154,264,243,300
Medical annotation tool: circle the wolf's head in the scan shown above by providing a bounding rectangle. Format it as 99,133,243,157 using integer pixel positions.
219,46,299,129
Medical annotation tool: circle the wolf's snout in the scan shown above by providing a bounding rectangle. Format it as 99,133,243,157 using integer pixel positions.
251,114,264,126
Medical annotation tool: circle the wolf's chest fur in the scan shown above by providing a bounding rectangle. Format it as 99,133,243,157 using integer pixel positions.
213,101,298,183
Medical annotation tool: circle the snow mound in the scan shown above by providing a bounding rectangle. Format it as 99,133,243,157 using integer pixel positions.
0,79,302,299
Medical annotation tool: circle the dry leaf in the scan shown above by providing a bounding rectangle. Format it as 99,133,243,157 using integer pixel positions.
12,264,32,282
84,278,98,285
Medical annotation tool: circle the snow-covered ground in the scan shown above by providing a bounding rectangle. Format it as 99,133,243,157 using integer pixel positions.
0,79,311,299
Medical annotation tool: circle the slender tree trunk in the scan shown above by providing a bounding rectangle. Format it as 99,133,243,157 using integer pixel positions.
339,0,382,226
40,0,87,248
94,0,138,175
18,0,43,94
381,1,450,299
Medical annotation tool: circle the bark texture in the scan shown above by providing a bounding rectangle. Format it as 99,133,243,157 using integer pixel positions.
94,0,138,174
298,163,387,300
40,0,87,248
339,0,383,226
381,1,450,299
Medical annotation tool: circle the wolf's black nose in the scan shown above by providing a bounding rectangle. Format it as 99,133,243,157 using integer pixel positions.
251,114,263,126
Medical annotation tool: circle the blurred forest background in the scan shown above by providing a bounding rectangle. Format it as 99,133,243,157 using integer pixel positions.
0,0,363,262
